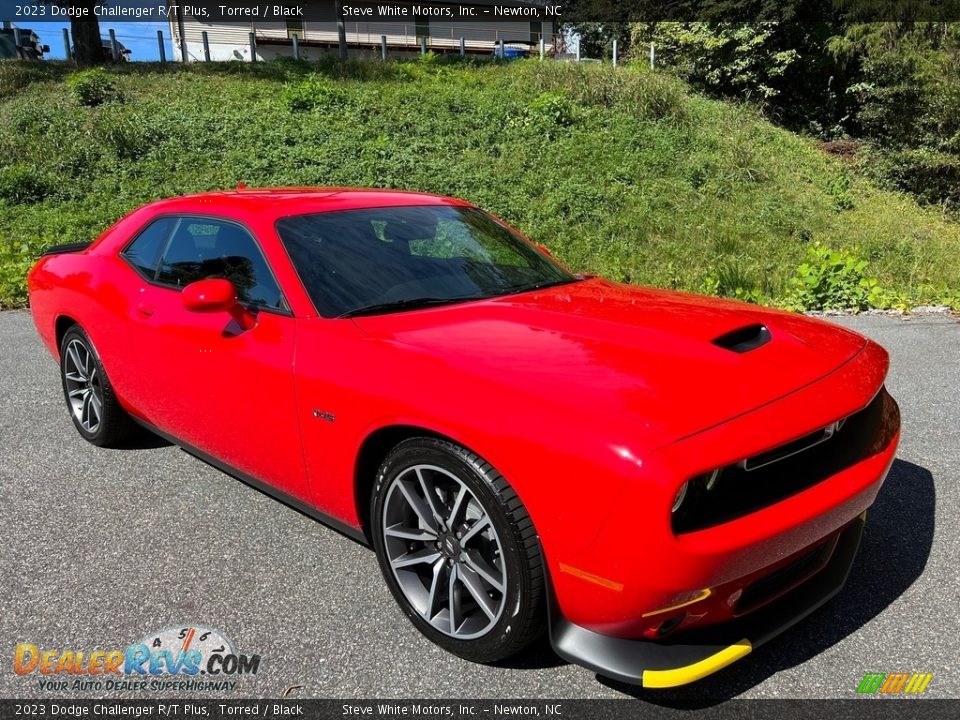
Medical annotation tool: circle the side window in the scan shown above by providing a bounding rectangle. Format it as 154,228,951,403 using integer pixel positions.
156,218,285,310
121,218,176,278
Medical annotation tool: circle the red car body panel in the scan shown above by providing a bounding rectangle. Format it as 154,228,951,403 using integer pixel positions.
27,189,899,683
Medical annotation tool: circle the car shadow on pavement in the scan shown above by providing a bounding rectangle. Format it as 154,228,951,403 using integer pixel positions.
120,430,173,450
594,458,935,705
494,634,567,670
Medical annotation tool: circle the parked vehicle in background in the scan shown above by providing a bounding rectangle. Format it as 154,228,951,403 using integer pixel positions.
0,34,19,59
71,37,132,62
0,28,49,60
493,42,532,59
101,37,132,61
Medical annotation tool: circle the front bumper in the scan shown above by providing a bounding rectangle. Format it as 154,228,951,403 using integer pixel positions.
548,513,866,688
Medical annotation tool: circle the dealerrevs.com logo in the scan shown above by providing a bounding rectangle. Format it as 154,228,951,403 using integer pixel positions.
856,672,934,696
14,626,261,692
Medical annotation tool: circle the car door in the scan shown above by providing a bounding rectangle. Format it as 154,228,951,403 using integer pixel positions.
124,215,311,504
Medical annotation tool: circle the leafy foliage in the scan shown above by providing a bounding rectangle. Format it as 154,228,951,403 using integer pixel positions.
0,164,55,204
628,20,960,209
785,244,884,311
827,174,855,211
835,23,960,208
636,23,799,101
283,74,349,112
515,92,576,139
67,68,118,107
565,22,631,59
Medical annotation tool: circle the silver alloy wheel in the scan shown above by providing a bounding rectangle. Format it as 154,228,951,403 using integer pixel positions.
63,338,102,434
382,464,507,640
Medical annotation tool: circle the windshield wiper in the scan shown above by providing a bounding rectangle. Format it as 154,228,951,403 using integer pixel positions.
338,295,485,319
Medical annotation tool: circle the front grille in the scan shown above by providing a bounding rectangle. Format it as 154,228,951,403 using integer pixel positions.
672,386,898,534
740,422,840,471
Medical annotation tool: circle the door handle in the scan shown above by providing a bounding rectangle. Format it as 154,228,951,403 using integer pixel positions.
136,302,155,317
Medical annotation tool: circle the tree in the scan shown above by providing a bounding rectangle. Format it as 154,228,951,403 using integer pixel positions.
631,21,852,133
560,0,632,59
566,23,632,59
47,2,102,66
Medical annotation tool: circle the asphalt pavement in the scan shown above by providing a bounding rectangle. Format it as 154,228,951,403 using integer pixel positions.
1,310,957,701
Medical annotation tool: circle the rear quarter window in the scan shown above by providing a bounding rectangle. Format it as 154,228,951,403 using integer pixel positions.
120,218,176,279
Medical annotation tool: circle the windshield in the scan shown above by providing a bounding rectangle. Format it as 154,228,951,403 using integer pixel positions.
276,205,576,318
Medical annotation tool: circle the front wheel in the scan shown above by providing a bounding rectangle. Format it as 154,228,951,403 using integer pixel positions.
371,437,545,662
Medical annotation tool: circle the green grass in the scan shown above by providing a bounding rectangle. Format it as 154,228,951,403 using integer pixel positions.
1,57,958,309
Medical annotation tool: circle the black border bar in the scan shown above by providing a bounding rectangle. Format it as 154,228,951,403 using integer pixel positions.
3,1,960,23
0,700,959,720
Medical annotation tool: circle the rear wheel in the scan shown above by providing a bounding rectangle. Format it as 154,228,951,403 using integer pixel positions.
59,326,137,447
371,437,545,662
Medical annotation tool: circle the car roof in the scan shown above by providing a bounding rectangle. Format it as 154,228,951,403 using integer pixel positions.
141,188,472,220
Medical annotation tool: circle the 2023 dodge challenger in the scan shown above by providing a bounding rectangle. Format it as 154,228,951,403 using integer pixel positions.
27,189,900,688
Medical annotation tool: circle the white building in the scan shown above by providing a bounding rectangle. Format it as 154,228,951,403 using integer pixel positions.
168,2,555,62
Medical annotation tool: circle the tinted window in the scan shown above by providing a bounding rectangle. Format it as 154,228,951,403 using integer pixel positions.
155,218,284,310
121,218,175,278
276,205,575,318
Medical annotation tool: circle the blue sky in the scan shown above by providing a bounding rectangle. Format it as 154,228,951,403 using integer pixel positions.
17,21,171,61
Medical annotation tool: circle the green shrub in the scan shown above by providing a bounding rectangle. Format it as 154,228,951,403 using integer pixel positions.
526,92,574,128
517,61,686,119
95,111,163,160
512,91,576,140
827,174,855,211
937,287,960,310
67,68,118,107
282,75,348,112
0,243,34,308
0,164,55,203
785,243,884,311
860,146,960,209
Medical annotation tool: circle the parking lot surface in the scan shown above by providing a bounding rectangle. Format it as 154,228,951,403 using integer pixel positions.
1,310,957,701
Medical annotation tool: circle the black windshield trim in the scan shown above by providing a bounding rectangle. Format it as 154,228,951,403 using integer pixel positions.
339,278,586,319
336,295,490,319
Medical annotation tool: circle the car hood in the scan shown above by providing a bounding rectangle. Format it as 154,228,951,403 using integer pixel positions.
352,278,867,443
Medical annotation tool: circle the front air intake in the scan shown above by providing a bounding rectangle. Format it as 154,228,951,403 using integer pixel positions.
712,324,771,353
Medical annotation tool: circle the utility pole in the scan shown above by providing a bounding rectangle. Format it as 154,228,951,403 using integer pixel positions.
335,0,347,60
176,4,187,62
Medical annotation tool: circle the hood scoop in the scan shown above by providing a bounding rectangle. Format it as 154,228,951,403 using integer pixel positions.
712,323,771,353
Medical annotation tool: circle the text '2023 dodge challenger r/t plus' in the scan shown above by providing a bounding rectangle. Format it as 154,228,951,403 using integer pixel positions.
27,188,900,688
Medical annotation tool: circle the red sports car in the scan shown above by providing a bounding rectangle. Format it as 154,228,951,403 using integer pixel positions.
27,189,900,688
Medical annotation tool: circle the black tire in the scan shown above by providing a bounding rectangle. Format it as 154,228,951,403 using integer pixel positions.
59,325,137,447
371,437,545,663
